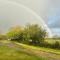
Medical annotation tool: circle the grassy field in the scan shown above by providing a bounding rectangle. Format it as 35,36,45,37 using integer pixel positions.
45,38,60,44
0,40,60,60
0,40,47,60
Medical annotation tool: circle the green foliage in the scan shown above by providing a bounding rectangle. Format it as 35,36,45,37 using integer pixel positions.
6,24,60,49
51,41,60,49
23,24,47,45
40,41,60,49
6,24,47,45
7,26,23,41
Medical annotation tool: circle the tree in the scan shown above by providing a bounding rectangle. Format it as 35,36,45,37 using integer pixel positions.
7,24,47,45
23,24,47,45
7,26,23,41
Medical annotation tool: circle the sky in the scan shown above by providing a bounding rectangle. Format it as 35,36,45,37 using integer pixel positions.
0,0,60,37
47,0,60,35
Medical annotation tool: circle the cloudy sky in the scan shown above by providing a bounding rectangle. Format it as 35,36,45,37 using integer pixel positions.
0,0,60,36
47,0,60,35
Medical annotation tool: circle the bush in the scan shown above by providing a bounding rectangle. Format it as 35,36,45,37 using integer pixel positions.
23,24,47,45
41,41,60,49
52,41,60,49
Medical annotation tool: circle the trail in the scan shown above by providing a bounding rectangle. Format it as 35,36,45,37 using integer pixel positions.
0,41,60,60
15,43,60,60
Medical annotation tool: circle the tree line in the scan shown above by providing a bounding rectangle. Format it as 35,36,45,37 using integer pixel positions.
0,24,60,49
7,24,47,45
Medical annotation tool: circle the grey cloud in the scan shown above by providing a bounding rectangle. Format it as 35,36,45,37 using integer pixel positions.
8,0,50,21
0,0,60,35
0,0,51,33
0,0,49,33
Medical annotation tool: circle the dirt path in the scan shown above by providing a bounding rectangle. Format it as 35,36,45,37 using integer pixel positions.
29,49,60,60
0,41,60,60
15,43,60,60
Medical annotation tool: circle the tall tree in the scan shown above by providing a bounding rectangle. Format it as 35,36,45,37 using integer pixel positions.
23,24,47,44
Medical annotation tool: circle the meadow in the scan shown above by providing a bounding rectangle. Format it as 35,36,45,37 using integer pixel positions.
0,40,60,60
0,40,47,60
45,38,60,44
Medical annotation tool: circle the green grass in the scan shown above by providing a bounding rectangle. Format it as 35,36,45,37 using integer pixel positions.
45,38,60,44
0,40,47,60
0,40,60,60
16,42,60,55
15,42,60,60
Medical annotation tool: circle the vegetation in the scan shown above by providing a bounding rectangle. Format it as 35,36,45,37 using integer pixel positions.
7,24,47,45
0,23,60,60
0,34,7,40
0,40,48,60
0,40,59,60
22,24,46,45
0,24,60,50
43,39,60,49
7,26,23,41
